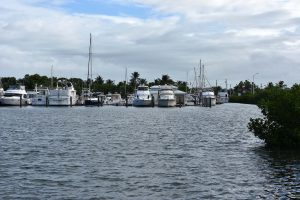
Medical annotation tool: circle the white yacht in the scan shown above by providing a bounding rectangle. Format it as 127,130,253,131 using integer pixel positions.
217,89,229,104
133,85,152,107
30,87,50,106
105,93,124,106
158,85,176,107
0,88,3,97
0,85,31,106
0,79,3,97
201,91,216,106
85,92,105,106
125,94,134,106
48,81,77,106
150,85,160,106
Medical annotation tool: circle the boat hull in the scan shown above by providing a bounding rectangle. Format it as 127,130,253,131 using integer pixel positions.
0,97,30,106
48,96,77,106
85,98,103,106
31,97,47,106
132,99,152,107
158,99,176,107
202,97,216,106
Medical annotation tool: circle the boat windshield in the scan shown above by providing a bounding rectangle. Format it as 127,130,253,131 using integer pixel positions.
4,93,22,97
138,87,148,91
8,85,24,90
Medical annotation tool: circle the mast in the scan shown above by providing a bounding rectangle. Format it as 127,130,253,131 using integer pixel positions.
87,33,92,90
199,59,202,91
202,64,205,88
193,67,198,94
124,67,127,96
51,65,53,88
186,71,188,93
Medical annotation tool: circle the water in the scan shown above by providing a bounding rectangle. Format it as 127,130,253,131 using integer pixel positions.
0,104,299,199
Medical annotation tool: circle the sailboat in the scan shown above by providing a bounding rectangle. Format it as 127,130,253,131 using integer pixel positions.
81,33,102,106
197,60,216,106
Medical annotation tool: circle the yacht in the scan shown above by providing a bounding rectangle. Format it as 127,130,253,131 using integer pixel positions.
0,85,31,106
150,85,160,106
133,85,152,107
48,81,77,106
105,93,124,106
201,90,216,106
30,87,50,106
125,94,134,106
0,87,3,97
85,92,105,106
157,85,176,107
217,89,229,104
0,79,3,97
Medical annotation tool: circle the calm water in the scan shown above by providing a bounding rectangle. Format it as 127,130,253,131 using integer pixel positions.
0,104,299,199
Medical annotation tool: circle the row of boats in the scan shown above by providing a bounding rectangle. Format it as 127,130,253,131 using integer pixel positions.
0,82,229,107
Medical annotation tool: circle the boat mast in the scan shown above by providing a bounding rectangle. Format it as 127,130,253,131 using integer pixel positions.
51,65,53,89
87,33,93,91
199,59,202,92
193,67,198,94
124,67,127,96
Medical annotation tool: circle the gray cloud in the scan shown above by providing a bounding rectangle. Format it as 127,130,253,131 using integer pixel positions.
0,0,299,88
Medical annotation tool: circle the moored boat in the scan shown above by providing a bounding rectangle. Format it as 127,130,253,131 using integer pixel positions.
105,93,124,106
217,89,229,104
201,90,216,106
133,85,152,107
157,85,176,107
48,81,77,106
0,85,31,106
30,87,50,106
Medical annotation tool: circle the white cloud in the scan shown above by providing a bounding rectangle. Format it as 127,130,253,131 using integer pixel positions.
0,0,299,87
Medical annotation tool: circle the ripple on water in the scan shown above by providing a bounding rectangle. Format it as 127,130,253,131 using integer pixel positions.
0,104,299,199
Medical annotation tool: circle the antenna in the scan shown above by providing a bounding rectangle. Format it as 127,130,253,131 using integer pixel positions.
51,65,53,88
125,67,127,96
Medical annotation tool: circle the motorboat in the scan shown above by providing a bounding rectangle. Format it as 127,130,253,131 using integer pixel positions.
132,85,152,107
105,93,124,106
157,85,176,107
185,93,196,106
0,87,3,97
0,85,31,106
85,92,105,106
125,94,134,106
201,90,216,106
30,86,50,106
48,81,77,106
217,89,229,104
150,85,160,106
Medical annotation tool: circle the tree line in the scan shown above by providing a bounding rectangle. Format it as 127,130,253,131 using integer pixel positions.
0,73,188,96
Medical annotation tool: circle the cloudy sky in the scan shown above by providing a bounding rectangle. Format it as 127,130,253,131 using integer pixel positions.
0,0,300,87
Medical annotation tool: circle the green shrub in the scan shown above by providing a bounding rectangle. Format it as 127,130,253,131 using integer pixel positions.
248,84,300,149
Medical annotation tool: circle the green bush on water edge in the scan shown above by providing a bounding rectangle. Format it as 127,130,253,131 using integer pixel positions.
248,84,300,149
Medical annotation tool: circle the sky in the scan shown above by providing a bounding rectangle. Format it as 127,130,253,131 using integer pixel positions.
0,0,300,88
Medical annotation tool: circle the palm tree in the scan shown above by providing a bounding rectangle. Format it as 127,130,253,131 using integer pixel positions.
106,79,114,85
161,74,174,85
140,78,147,85
95,75,104,85
130,72,140,89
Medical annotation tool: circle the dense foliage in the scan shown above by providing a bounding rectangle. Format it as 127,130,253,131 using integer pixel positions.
248,84,300,149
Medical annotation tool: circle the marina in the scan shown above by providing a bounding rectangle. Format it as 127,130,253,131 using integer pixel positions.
1,0,300,199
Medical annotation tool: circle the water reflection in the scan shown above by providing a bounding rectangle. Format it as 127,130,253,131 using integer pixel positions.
253,147,300,199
